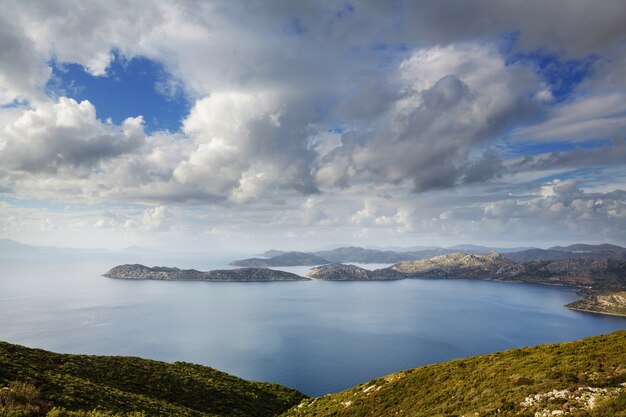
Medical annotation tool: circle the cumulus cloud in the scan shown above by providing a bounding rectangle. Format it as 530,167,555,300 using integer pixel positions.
0,98,145,174
317,43,540,192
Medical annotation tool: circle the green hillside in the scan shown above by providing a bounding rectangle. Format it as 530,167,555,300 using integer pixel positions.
0,342,306,417
3,332,626,417
283,331,626,417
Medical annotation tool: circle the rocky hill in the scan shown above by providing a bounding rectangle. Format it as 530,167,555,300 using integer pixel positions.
283,331,626,417
566,292,626,317
306,263,401,280
305,253,626,290
0,341,306,416
230,252,330,267
390,252,524,278
103,264,309,281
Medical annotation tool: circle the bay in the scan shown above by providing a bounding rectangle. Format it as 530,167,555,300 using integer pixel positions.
1,254,625,396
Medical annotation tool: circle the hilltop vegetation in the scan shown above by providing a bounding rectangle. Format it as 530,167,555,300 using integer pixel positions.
283,331,626,417
3,332,626,417
0,342,306,417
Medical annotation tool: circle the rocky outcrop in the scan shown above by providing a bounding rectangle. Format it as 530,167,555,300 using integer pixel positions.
306,263,402,280
103,264,309,281
390,252,525,279
565,292,626,317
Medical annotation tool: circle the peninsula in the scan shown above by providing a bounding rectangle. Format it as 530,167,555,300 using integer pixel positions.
307,252,626,316
103,264,309,281
566,292,626,317
307,252,626,289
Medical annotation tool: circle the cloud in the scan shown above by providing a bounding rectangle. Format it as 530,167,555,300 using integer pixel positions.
317,43,540,192
0,98,145,174
511,92,626,142
173,91,319,202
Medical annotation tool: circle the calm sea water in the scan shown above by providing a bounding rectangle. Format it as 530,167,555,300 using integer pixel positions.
1,254,625,396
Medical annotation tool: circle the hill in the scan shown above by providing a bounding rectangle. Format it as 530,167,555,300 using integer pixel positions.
243,244,626,267
566,292,626,317
307,253,626,291
230,252,329,267
283,331,626,417
0,341,306,417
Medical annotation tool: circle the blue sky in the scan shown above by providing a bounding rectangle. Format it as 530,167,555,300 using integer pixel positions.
0,1,625,251
47,52,189,133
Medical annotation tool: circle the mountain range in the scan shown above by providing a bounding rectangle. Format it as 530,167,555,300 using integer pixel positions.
232,243,626,267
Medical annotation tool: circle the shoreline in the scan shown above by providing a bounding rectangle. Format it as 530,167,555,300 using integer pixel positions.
564,305,626,318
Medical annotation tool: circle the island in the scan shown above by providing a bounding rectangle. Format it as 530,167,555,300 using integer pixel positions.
103,264,310,281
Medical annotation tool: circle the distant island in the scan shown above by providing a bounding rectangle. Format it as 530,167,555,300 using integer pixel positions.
103,264,309,281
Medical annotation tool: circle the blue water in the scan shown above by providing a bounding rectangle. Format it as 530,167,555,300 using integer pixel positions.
1,255,625,396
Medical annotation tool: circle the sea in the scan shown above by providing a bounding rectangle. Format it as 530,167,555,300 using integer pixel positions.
1,253,625,396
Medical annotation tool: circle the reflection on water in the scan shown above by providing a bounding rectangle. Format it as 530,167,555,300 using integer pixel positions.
1,255,625,396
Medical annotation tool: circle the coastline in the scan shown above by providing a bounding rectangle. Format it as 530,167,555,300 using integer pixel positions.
564,305,626,318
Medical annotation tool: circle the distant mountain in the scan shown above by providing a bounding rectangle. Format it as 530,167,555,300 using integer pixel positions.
231,251,329,267
446,244,535,253
0,238,39,253
260,249,288,257
506,244,626,262
312,246,452,263
120,245,160,253
549,243,626,252
0,238,160,256
250,243,626,267
365,244,441,251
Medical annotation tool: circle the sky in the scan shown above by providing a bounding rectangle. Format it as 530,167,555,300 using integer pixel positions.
1,0,626,252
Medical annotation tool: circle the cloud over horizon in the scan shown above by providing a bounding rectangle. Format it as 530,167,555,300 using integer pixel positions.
0,0,625,251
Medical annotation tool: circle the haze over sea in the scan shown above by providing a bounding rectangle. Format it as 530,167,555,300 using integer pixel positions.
1,253,625,396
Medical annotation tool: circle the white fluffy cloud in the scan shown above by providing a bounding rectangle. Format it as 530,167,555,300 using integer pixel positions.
317,43,540,191
0,98,145,174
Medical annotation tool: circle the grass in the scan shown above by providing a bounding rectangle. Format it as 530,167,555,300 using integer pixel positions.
0,342,306,417
282,331,626,417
